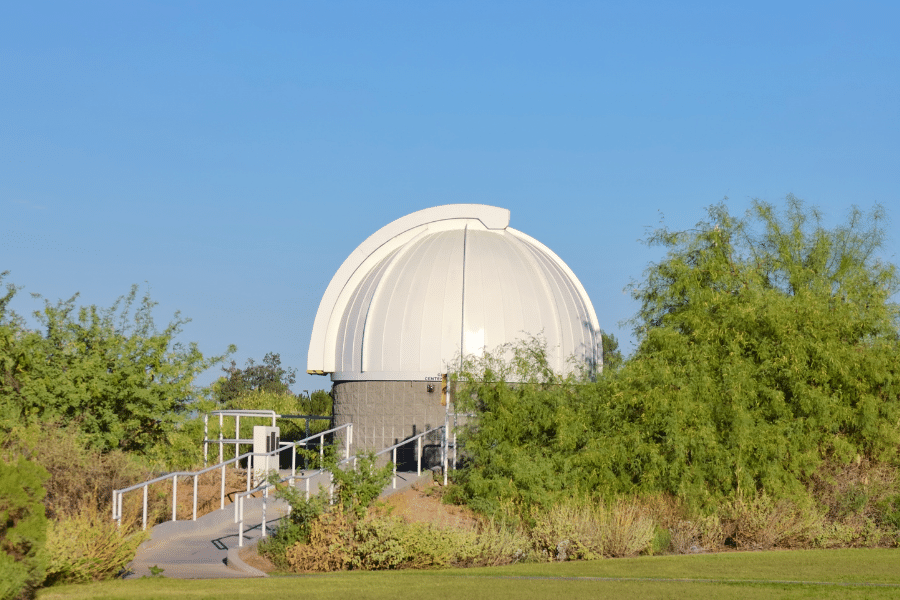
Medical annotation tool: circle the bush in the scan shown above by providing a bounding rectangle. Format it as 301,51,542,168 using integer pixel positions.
2,423,151,521
43,500,147,585
726,493,824,550
332,453,393,519
0,457,48,600
282,510,532,572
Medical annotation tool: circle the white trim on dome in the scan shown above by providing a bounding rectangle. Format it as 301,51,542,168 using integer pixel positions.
308,205,510,374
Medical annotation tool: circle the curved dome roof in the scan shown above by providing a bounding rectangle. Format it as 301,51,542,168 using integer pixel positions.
308,205,601,380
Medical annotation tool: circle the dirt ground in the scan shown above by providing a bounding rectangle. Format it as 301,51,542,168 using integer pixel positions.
238,479,477,573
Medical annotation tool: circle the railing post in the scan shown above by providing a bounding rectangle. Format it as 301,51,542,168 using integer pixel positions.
235,415,241,464
220,464,226,510
112,491,118,525
417,435,422,476
305,474,310,501
143,486,148,531
346,423,352,460
246,458,251,492
443,426,448,486
319,435,324,468
262,485,268,538
219,413,224,463
192,474,198,521
171,476,178,521
291,444,296,488
392,447,397,489
238,496,244,548
204,414,209,467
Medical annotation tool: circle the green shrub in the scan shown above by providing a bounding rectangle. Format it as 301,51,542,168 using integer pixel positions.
331,453,393,519
259,481,325,570
0,457,48,600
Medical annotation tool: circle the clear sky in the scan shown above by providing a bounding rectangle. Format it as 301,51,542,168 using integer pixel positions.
2,1,898,394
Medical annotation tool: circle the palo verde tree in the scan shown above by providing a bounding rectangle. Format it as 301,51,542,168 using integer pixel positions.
450,197,900,515
0,279,233,453
611,196,900,506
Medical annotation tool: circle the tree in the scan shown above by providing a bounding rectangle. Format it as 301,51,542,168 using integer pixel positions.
213,352,296,406
451,197,900,513
0,282,233,453
614,197,900,504
600,331,623,372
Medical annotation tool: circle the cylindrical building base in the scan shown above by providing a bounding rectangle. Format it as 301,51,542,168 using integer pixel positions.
332,380,445,469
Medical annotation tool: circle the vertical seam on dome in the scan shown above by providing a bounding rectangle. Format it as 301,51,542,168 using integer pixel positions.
460,223,468,372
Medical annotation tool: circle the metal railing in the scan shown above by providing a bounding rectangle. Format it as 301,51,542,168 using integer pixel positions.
202,410,276,466
233,425,448,547
111,423,352,531
233,425,354,547
375,425,446,489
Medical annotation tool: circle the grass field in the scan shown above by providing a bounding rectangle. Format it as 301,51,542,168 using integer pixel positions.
40,548,900,600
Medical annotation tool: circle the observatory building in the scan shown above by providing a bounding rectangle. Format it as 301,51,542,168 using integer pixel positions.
307,204,601,452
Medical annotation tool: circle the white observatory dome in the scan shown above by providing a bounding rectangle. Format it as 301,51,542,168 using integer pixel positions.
308,204,601,381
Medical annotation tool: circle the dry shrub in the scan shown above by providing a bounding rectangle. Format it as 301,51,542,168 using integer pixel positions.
530,503,604,561
809,457,896,520
467,519,533,567
698,514,728,550
281,509,532,573
668,520,700,554
2,423,152,520
43,497,148,585
605,499,656,557
284,508,353,572
806,457,899,548
529,498,655,560
726,494,823,550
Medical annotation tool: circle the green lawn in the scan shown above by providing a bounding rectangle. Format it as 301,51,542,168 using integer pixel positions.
40,549,900,600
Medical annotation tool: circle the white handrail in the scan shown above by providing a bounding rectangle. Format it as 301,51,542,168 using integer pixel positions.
112,423,352,530
234,425,450,547
374,426,445,490
234,424,354,547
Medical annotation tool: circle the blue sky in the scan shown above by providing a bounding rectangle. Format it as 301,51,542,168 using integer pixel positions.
2,1,898,394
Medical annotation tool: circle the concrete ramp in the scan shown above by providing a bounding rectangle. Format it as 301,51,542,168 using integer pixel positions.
126,469,435,579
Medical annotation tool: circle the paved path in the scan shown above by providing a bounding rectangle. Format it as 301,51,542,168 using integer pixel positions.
126,469,434,579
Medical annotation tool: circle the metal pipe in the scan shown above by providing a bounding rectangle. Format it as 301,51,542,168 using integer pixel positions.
220,464,226,510
238,496,244,548
203,414,209,467
171,476,178,521
142,486,148,531
262,485,268,538
192,474,198,521
291,443,296,488
235,415,241,464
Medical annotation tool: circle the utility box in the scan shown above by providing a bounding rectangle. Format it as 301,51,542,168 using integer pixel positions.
253,425,280,485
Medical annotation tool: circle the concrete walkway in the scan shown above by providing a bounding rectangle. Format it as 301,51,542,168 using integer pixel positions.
125,469,435,579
